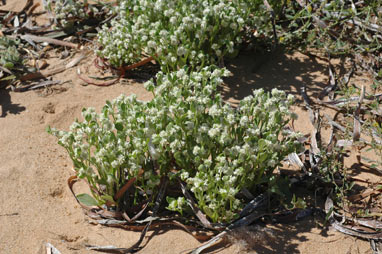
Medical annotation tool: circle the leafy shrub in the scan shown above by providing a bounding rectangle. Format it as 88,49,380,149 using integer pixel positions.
45,0,113,29
97,0,258,71
0,37,22,70
49,67,301,223
276,0,382,56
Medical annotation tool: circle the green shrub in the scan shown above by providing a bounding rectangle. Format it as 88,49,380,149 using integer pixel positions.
0,37,22,70
49,67,301,223
45,0,114,30
97,0,258,71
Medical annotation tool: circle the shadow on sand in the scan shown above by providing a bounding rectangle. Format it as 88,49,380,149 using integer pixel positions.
226,221,316,254
143,216,328,254
222,48,329,105
0,88,26,117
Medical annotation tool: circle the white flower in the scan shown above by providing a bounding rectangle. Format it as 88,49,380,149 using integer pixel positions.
78,167,86,178
148,139,160,160
271,88,284,98
287,94,294,103
208,104,220,117
267,159,276,168
193,146,201,156
177,69,186,78
240,115,249,126
177,46,186,56
180,171,189,181
111,160,119,168
147,40,156,48
228,187,237,197
219,188,227,195
228,175,237,185
230,22,238,30
208,126,219,138
70,122,80,131
59,133,71,146
209,203,217,210
170,16,177,25
227,114,235,124
234,167,244,176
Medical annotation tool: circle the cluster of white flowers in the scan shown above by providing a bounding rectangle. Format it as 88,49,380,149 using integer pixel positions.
46,0,108,28
48,93,162,204
97,0,255,70
166,196,187,215
49,67,302,223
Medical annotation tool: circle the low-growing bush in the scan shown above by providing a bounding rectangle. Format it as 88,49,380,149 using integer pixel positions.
48,68,301,223
45,0,114,30
97,0,260,71
0,37,22,70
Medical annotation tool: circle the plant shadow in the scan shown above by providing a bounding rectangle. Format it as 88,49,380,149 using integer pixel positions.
0,88,26,117
137,191,330,254
348,162,382,178
123,62,160,84
221,48,329,105
227,221,316,254
142,219,318,254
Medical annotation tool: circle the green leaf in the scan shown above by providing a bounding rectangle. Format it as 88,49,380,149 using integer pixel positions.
85,114,91,122
3,62,14,69
115,122,123,131
258,139,267,149
76,193,99,206
258,152,268,163
324,206,334,225
120,102,126,112
0,75,16,81
101,195,116,204
174,151,182,162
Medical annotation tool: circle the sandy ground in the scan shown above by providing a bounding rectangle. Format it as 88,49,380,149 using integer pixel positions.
0,1,379,253
0,48,376,254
